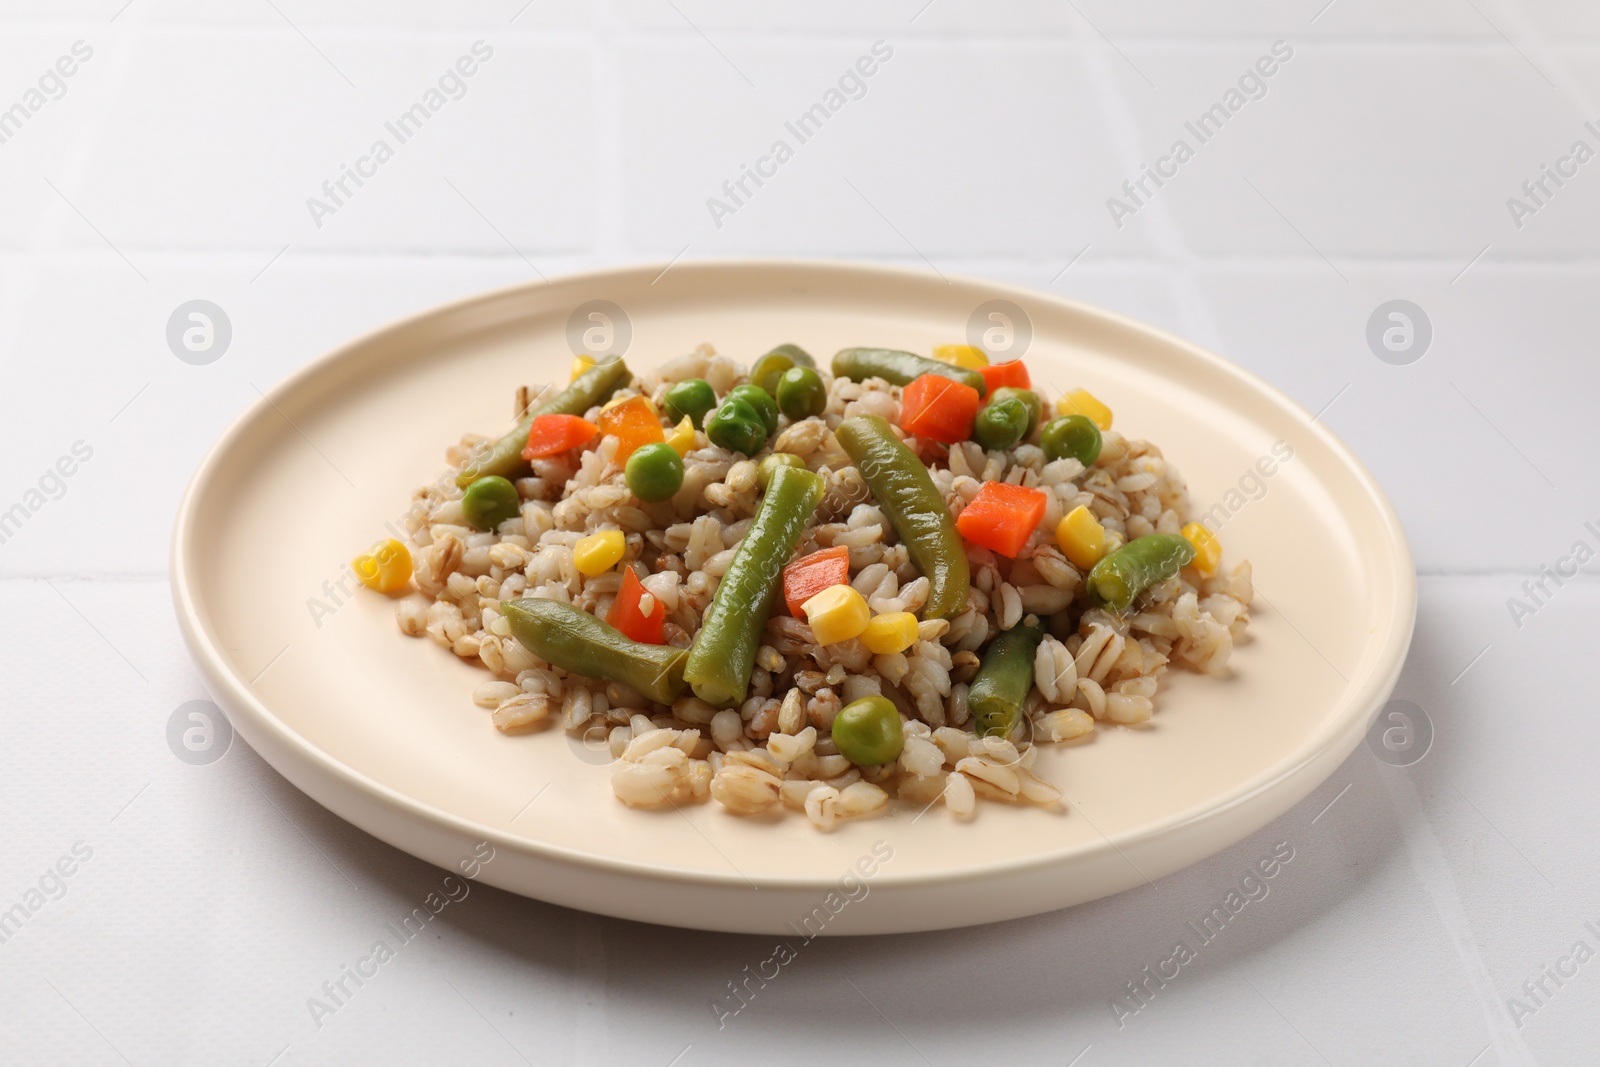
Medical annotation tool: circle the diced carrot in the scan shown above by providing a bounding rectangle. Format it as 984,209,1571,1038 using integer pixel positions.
900,373,981,445
956,481,1048,558
977,359,1031,392
606,566,665,644
522,414,599,459
597,396,665,461
782,545,850,617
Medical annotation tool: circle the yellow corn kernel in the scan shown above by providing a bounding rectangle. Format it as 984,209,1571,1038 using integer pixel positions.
570,354,596,381
1057,388,1112,431
801,584,871,646
1055,506,1106,572
666,415,696,456
932,344,989,369
1181,522,1222,576
862,611,919,655
353,538,413,594
574,529,626,576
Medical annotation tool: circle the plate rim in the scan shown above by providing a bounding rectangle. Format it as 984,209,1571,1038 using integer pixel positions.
171,256,1417,894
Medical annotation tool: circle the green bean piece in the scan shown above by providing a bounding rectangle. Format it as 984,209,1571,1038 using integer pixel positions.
501,598,687,706
972,396,1030,452
775,366,827,421
750,343,816,395
663,378,717,430
832,347,987,398
757,451,807,489
1041,414,1103,466
457,358,631,487
831,696,905,766
625,443,685,502
705,395,768,456
684,466,824,708
1085,533,1196,613
461,476,522,531
969,623,1044,738
727,384,779,436
835,415,970,619
989,387,1042,437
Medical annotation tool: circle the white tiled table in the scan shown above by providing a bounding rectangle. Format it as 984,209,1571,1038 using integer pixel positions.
2,2,1596,1064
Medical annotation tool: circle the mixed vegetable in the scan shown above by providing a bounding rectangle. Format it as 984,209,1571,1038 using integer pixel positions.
365,339,1232,771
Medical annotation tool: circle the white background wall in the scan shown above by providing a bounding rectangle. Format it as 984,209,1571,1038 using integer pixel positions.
0,1,1596,1064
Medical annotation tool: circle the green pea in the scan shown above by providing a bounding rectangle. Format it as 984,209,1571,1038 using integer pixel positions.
1041,414,1102,466
989,387,1042,437
750,343,816,395
727,384,779,436
758,451,807,490
705,396,768,456
625,442,685,502
972,397,1030,452
663,379,717,430
461,476,522,531
775,366,827,421
831,695,905,766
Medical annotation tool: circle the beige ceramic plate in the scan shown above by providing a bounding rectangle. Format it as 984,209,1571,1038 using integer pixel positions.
172,260,1414,935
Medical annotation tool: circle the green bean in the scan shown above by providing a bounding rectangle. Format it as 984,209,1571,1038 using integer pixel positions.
831,347,987,398
775,366,827,421
832,696,905,766
757,451,806,489
684,465,824,707
989,386,1042,437
750,343,816,395
457,358,631,488
972,396,1030,452
663,378,717,429
501,597,687,706
727,384,779,436
969,623,1044,738
1085,533,1195,613
1041,414,1102,466
835,415,970,619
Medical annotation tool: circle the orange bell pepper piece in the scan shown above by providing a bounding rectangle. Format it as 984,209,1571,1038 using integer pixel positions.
955,481,1047,558
597,396,665,461
522,414,599,459
781,545,850,617
977,359,1031,393
900,373,981,445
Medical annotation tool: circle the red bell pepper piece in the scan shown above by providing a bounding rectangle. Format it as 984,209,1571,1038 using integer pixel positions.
977,360,1031,393
606,565,666,644
782,546,850,617
956,481,1047,558
523,414,599,459
900,373,981,445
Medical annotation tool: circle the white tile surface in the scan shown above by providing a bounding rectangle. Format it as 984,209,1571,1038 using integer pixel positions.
1,2,1597,1063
